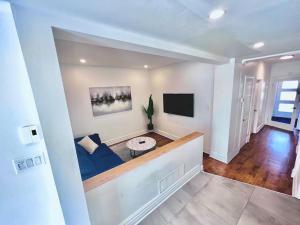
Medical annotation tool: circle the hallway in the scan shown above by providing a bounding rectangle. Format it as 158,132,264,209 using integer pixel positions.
204,126,298,195
140,172,300,225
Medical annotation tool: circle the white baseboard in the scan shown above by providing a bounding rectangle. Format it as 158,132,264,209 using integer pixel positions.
154,129,180,140
227,150,239,163
294,192,300,199
122,165,201,225
254,123,265,133
156,129,210,154
203,147,210,154
105,130,148,146
209,151,228,164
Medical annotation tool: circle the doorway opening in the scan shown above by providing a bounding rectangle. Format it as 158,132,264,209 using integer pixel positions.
204,61,300,196
239,76,256,149
270,79,300,130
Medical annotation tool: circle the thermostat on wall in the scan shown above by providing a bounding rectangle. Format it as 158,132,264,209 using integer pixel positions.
19,125,41,145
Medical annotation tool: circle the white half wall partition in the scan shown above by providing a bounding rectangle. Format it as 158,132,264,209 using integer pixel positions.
84,132,203,225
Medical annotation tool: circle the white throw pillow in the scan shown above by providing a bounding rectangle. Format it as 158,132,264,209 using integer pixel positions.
77,136,98,154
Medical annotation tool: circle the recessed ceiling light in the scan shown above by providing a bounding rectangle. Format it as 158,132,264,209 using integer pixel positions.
280,55,294,60
209,9,225,20
144,65,149,69
80,59,86,63
253,42,264,49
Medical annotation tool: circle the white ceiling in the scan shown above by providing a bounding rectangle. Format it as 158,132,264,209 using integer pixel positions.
55,39,186,69
11,0,300,58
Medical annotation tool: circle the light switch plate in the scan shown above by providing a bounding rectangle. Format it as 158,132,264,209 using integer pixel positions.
13,153,45,174
15,160,26,171
34,156,42,165
26,158,34,168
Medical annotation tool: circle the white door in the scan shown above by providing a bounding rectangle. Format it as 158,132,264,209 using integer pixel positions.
252,80,266,133
239,76,255,149
252,80,260,133
269,79,300,131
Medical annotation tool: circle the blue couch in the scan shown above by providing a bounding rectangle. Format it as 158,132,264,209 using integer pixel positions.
74,134,124,181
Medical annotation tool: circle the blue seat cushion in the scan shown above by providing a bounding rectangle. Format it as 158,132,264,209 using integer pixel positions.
74,133,101,145
75,145,97,180
88,143,115,159
88,144,124,169
75,142,124,181
93,154,124,174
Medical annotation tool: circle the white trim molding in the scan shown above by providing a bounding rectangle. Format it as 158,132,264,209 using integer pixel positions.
255,123,265,134
210,151,228,164
122,165,201,225
154,129,181,140
106,130,148,146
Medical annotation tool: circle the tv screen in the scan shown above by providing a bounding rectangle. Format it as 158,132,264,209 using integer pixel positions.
163,94,194,117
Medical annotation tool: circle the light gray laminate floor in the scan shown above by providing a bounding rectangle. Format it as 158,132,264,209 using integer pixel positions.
139,172,300,225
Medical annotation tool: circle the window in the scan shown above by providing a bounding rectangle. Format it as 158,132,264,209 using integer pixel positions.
281,80,298,89
278,103,294,112
280,91,297,101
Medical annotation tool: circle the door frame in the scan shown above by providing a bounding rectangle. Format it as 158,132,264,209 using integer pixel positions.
238,76,256,150
267,75,300,131
252,79,262,133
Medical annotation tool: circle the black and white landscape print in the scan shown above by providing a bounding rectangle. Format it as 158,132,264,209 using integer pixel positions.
89,86,132,116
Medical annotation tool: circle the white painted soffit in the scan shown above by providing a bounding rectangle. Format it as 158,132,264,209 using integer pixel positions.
53,28,229,65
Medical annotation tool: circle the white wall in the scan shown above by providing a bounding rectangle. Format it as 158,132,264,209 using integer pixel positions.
228,61,271,161
210,60,271,163
149,62,214,153
61,65,151,144
270,60,300,78
243,61,271,132
227,62,244,161
0,2,65,225
11,5,91,225
210,59,236,162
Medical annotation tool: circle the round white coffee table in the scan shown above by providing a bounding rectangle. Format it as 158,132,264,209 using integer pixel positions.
126,136,157,158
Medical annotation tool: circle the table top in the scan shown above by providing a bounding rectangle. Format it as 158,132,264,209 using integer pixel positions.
126,136,157,151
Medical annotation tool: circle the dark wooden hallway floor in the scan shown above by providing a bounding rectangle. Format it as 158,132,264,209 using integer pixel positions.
204,126,298,195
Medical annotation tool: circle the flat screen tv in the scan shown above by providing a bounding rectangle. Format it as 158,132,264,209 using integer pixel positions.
163,94,194,117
